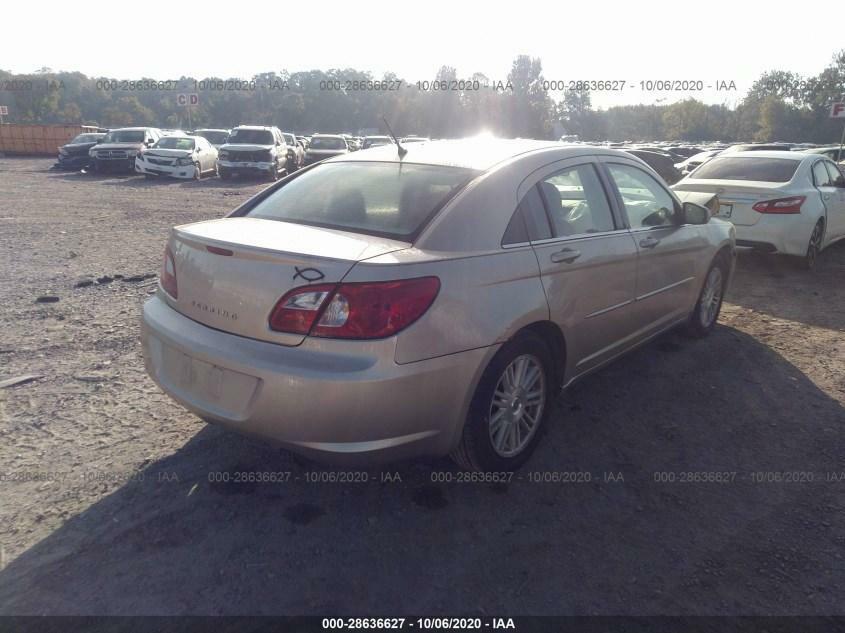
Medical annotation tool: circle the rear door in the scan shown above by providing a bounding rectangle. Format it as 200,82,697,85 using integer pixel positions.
823,161,845,240
602,158,710,334
516,158,639,377
814,160,845,241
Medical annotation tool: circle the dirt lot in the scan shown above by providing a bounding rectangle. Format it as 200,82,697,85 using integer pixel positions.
0,157,843,615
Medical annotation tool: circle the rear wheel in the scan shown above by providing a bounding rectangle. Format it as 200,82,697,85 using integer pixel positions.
451,332,553,472
684,259,726,338
800,220,824,271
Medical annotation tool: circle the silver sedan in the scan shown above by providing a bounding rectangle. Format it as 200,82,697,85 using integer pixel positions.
142,139,735,471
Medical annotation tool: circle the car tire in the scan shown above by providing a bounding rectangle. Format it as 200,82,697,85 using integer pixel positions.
451,331,553,472
193,163,202,180
799,220,824,271
219,167,230,180
683,256,727,338
268,162,279,182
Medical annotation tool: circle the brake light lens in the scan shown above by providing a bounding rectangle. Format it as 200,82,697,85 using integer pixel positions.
269,277,440,339
752,196,805,214
160,246,178,298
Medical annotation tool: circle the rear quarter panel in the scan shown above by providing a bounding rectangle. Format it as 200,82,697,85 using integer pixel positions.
344,247,548,365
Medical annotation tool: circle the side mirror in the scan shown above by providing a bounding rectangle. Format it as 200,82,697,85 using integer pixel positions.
682,201,710,225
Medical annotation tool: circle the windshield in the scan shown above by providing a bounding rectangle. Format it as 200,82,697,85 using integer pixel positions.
70,134,103,144
102,130,145,144
309,137,346,150
154,137,195,150
246,162,478,240
227,129,274,145
283,134,296,144
691,157,800,182
195,130,229,144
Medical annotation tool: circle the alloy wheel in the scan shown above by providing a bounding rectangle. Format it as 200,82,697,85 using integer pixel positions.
699,266,723,328
488,354,546,457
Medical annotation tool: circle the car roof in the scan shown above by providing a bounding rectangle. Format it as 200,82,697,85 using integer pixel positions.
111,127,155,131
233,125,275,130
330,138,628,171
194,128,229,132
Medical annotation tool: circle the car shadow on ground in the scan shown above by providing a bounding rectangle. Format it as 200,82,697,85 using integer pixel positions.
727,241,845,332
0,326,843,616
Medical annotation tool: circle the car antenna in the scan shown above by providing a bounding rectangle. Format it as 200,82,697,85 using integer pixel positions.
382,116,407,158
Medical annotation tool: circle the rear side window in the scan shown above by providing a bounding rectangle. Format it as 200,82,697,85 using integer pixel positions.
503,187,552,245
692,157,799,182
537,164,615,236
812,161,832,187
824,161,845,185
246,162,478,241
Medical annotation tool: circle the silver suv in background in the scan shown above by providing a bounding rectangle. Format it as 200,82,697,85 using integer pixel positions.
217,125,289,181
89,127,162,173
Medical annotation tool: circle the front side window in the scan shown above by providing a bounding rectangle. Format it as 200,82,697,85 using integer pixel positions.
537,164,615,236
824,161,844,186
607,163,679,228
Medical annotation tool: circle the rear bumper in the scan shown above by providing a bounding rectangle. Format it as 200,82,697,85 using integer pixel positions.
734,214,816,257
141,294,490,463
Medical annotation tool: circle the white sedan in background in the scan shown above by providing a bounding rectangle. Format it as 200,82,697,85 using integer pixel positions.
673,151,845,269
136,135,219,180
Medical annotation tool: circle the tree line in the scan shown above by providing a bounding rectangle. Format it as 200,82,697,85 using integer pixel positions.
1,50,843,143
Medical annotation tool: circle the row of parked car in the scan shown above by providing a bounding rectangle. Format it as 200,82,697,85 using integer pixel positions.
582,141,845,186
54,126,430,181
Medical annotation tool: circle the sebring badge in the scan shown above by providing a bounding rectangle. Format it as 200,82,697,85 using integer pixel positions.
293,266,325,282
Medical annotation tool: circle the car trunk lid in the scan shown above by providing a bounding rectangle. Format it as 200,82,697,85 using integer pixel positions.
166,217,408,346
672,180,789,225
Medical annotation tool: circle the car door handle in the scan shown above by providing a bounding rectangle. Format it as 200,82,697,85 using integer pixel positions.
639,236,661,249
550,247,581,263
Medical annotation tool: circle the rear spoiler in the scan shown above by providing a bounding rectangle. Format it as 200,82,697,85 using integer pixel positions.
675,191,719,216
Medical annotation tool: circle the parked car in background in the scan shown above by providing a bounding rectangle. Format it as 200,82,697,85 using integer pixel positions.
89,127,162,173
142,139,733,471
282,132,304,171
54,132,107,171
624,149,683,184
674,151,845,269
191,128,231,149
135,135,218,180
723,143,793,153
361,135,394,150
296,136,309,150
675,149,723,176
801,146,845,163
217,125,289,181
303,134,350,165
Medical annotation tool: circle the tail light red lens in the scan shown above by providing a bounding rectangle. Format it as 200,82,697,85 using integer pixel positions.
269,277,440,339
752,196,805,214
160,246,178,298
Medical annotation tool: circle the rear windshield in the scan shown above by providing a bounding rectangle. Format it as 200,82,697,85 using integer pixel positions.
310,137,346,150
155,137,195,150
228,129,274,145
245,162,479,240
691,157,800,183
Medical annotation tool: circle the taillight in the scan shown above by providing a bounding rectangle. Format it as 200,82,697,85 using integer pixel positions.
161,246,178,298
269,277,440,339
752,196,805,214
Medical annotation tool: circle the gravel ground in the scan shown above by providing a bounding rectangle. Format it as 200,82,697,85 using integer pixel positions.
0,157,843,615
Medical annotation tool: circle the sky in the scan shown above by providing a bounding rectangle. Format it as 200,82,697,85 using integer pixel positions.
1,0,842,109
